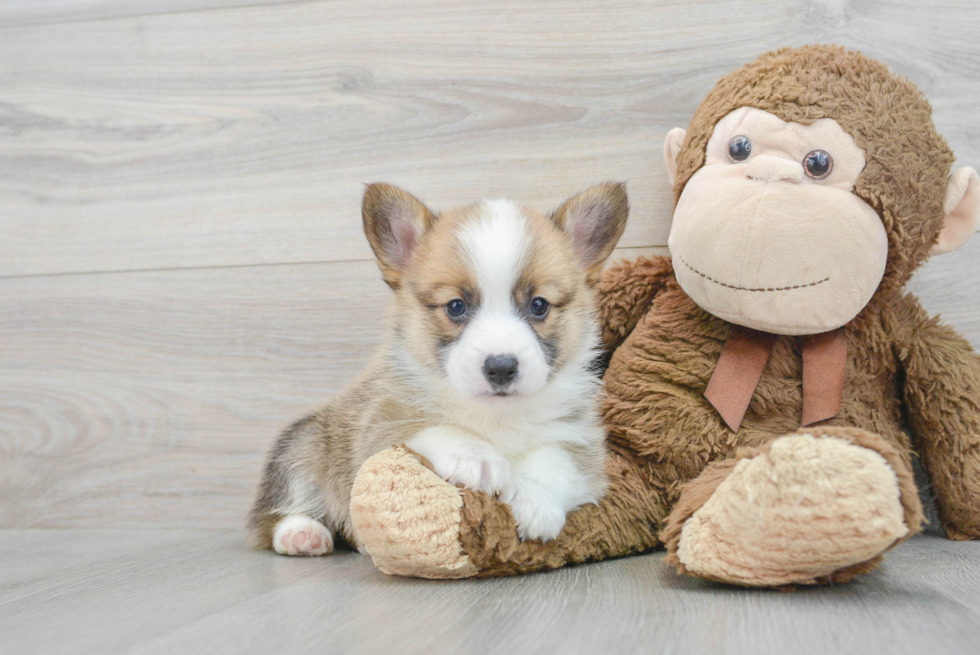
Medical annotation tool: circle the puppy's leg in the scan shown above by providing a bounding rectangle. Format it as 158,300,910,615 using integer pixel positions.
249,414,340,555
501,444,598,542
406,426,511,496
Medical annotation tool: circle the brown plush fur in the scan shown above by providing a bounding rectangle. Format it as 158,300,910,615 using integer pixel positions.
352,46,980,584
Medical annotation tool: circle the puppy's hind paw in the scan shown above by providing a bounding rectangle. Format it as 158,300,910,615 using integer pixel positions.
273,515,334,556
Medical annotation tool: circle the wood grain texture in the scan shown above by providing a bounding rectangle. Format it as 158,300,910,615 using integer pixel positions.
1,530,979,654
0,259,387,529
0,0,301,29
1,0,979,277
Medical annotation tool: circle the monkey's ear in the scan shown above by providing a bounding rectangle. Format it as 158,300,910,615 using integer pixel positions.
664,127,687,186
551,182,629,282
932,167,980,256
362,183,437,288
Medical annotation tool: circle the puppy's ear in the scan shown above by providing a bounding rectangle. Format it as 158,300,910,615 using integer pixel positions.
550,182,629,282
362,183,437,289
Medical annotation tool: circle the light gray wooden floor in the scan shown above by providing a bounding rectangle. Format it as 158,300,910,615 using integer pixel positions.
1,530,978,655
3,0,980,652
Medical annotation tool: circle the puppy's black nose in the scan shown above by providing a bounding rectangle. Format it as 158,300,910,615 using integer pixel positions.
483,354,519,386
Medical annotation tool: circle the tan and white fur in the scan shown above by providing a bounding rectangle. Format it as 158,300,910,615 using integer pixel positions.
248,182,629,555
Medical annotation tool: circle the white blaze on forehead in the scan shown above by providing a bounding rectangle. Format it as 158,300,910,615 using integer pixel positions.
445,199,550,398
460,199,530,312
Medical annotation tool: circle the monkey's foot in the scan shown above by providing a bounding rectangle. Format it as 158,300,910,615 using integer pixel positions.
349,445,478,579
660,427,923,587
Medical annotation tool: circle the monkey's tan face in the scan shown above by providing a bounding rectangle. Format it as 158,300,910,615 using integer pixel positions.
668,107,888,335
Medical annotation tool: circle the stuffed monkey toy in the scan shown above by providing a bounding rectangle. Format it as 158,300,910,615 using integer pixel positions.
348,45,980,586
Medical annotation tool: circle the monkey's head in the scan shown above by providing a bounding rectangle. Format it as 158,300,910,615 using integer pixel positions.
665,45,980,335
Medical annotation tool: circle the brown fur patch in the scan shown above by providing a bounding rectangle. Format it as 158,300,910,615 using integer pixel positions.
398,203,489,369
518,209,595,369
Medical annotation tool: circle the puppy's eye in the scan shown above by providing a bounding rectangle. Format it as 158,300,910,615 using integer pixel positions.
445,298,467,319
803,150,833,179
528,296,550,318
728,135,751,162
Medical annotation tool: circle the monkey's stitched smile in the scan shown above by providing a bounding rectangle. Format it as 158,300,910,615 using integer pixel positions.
679,256,830,293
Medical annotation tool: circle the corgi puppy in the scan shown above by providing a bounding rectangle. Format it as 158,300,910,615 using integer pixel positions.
248,182,629,555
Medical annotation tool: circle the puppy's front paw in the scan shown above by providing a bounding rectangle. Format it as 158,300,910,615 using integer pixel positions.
273,515,334,556
505,491,567,542
429,443,512,496
407,433,511,496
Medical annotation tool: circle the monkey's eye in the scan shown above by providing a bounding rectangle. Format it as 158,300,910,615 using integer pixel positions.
803,150,833,179
528,296,550,319
445,298,467,319
727,135,752,162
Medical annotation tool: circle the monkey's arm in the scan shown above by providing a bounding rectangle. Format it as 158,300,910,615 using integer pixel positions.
596,255,674,351
892,294,980,539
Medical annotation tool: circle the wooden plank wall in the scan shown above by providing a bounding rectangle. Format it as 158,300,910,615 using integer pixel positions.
1,0,978,529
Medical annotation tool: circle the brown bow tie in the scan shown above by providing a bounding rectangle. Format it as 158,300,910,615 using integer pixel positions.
704,325,847,432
